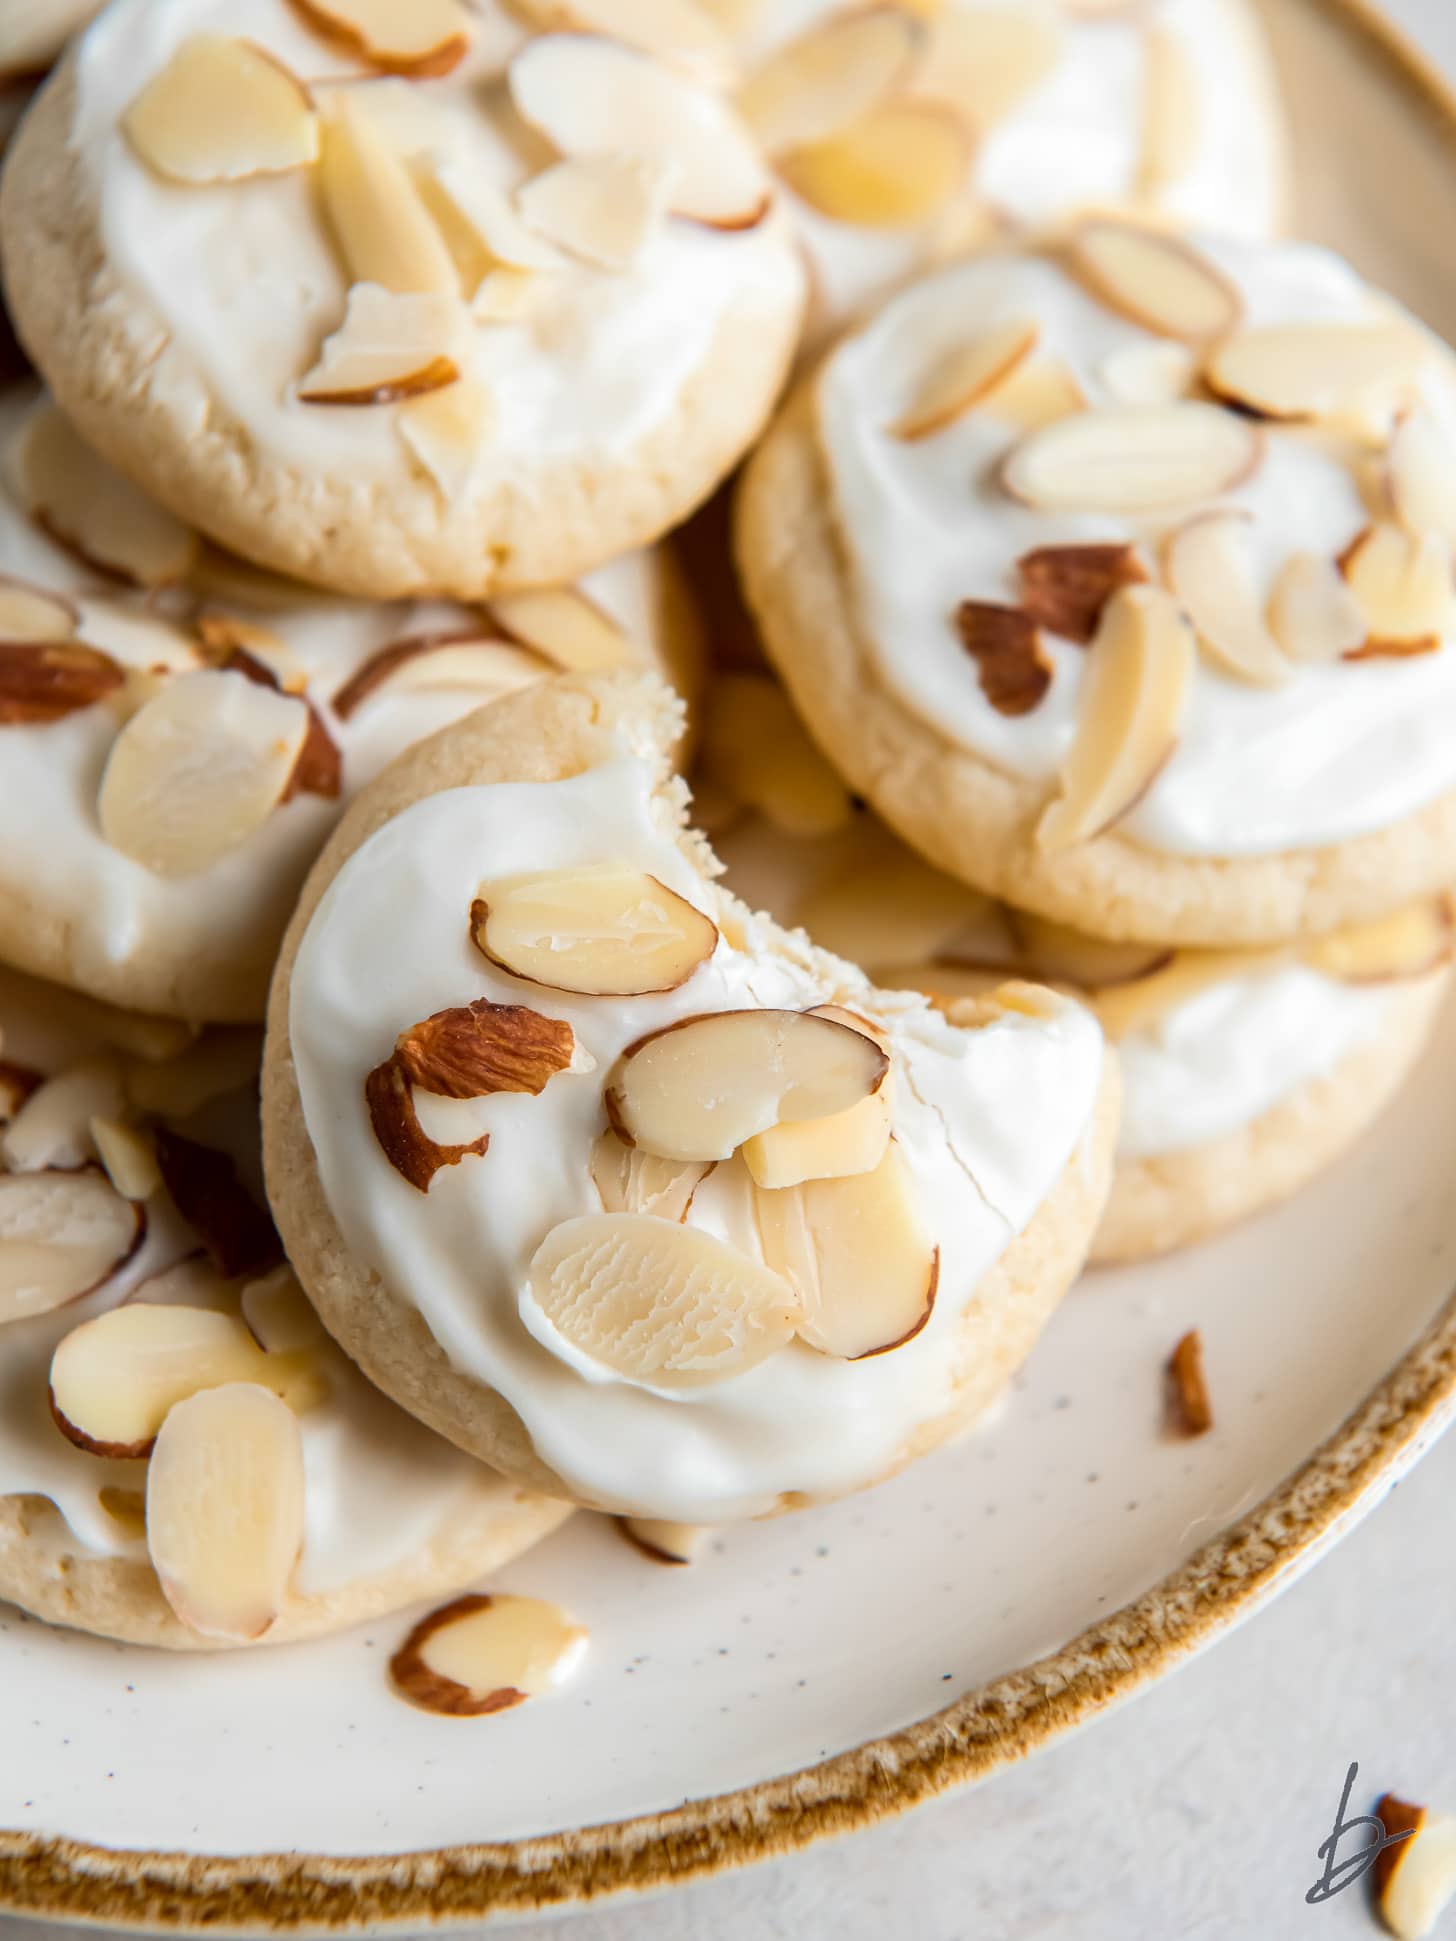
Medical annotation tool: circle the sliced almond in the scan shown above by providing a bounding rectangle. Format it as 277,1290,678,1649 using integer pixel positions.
240,1266,327,1355
1017,543,1148,647
734,7,923,155
390,1593,588,1716
1388,407,1456,547
0,641,123,726
1375,1797,1456,1941
1001,911,1172,990
1267,551,1368,664
590,1129,711,1222
914,8,1061,132
1098,340,1197,408
1038,586,1196,850
394,999,578,1100
529,1211,800,1387
1340,522,1456,653
365,1057,490,1193
98,670,309,879
472,268,543,322
195,614,305,693
2,1056,125,1174
887,319,1039,441
287,0,473,77
1165,511,1292,687
986,356,1087,434
298,284,462,406
90,1118,160,1203
954,603,1051,716
1136,25,1198,201
152,1129,282,1281
1087,947,1288,1039
123,1030,262,1119
489,588,637,674
1167,1328,1212,1436
21,405,199,589
122,36,319,185
1068,222,1241,344
755,1140,936,1360
471,868,718,997
514,0,733,85
1002,403,1260,514
516,155,668,271
1302,899,1454,984
778,100,969,228
1203,323,1429,423
618,1517,707,1565
417,163,565,285
318,99,459,297
331,633,541,720
0,577,79,643
0,1171,142,1329
397,376,495,498
146,1383,306,1642
50,1305,321,1459
699,674,852,836
741,1085,891,1190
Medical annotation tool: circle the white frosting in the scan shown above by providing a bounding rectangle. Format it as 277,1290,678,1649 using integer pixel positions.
69,0,802,484
288,751,1105,1522
816,236,1456,857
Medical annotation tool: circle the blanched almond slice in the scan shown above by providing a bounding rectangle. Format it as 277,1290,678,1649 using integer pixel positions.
1018,544,1148,646
90,1118,160,1203
0,1170,142,1329
1375,1798,1456,1941
606,1009,888,1163
288,0,472,77
1203,323,1429,422
1002,404,1260,514
1098,341,1197,408
516,156,669,271
529,1212,800,1387
489,588,636,674
1340,523,1456,651
515,0,733,86
755,1141,936,1360
887,319,1039,441
146,1384,306,1643
396,377,495,497
1165,511,1292,687
1088,946,1288,1038
1003,911,1172,990
914,8,1061,132
1302,899,1454,983
742,1086,891,1191
2,1056,124,1173
734,7,923,155
241,1266,327,1355
471,868,718,996
954,603,1050,716
318,100,458,297
618,1517,707,1565
390,1593,588,1716
0,577,79,643
1038,586,1196,850
21,405,199,589
418,164,565,289
298,285,463,406
1167,1329,1212,1436
471,268,543,322
152,1129,283,1281
1267,551,1368,664
1389,407,1456,547
986,357,1087,433
123,1030,262,1119
700,674,851,836
1069,222,1240,343
332,633,540,719
0,642,123,725
50,1304,322,1458
590,1129,711,1222
122,36,319,184
1136,26,1198,200
778,101,969,228
98,670,309,879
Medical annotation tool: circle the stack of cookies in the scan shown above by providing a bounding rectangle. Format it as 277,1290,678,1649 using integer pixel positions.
0,0,1434,1680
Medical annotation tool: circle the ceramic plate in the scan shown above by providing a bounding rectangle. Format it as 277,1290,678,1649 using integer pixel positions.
6,0,1456,1926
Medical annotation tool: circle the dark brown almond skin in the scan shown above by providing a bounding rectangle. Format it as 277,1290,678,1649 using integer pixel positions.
1344,636,1441,661
675,192,773,233
0,640,124,723
1167,1329,1213,1437
332,632,513,720
152,1129,282,1279
394,999,576,1100
208,643,342,801
365,1055,491,1194
850,1247,939,1362
1018,544,1148,646
298,355,461,407
389,1595,528,1718
48,1385,155,1462
287,0,470,77
954,603,1051,716
1373,1795,1425,1901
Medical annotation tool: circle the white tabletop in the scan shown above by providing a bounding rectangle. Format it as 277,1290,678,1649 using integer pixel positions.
8,5,1456,1938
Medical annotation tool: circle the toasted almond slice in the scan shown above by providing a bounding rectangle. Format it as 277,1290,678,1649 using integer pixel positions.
1088,946,1288,1038
97,670,309,879
734,7,923,155
515,0,733,85
529,1211,800,1387
913,8,1061,132
90,1118,160,1203
590,1129,711,1222
195,614,306,693
618,1517,707,1565
394,999,577,1100
1165,511,1292,688
1375,1798,1456,1941
798,855,994,973
0,642,124,726
700,673,852,836
332,633,539,719
954,603,1050,716
391,1593,588,1715
50,1305,322,1458
471,868,718,997
241,1266,327,1355
755,1140,937,1360
146,1384,306,1642
778,100,969,228
1388,407,1456,547
741,1086,891,1190
1340,522,1456,650
122,1029,261,1119
1136,25,1197,200
1167,1329,1212,1436
152,1129,283,1281
1038,586,1195,850
0,1171,142,1329
1069,222,1241,344
1203,323,1429,422
418,163,566,286
318,100,458,297
489,588,637,674
0,576,79,643
1002,911,1172,990
509,34,769,227
2,1056,125,1173
606,1009,888,1163
1302,899,1455,984
366,1056,490,1193
887,319,1039,441
516,155,669,271
1003,403,1260,514
1017,544,1148,646
1098,340,1197,408
122,36,319,184
397,379,496,496
21,405,199,589
298,284,463,406
987,356,1087,433
1267,551,1368,664
287,0,472,77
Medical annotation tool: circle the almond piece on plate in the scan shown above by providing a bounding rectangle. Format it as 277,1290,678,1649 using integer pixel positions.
887,319,1039,441
50,1304,321,1458
394,999,577,1099
1388,407,1456,547
298,285,463,406
0,642,123,725
90,1118,160,1203
1068,222,1241,344
489,588,636,674
1003,911,1172,989
606,1008,889,1162
1340,523,1456,655
1165,511,1293,687
741,1084,891,1191
122,36,319,184
1203,322,1428,422
365,1057,490,1193
471,868,718,996
954,603,1051,716
516,156,669,271
391,1593,588,1716
590,1129,711,1222
21,404,199,588
1267,551,1368,664
513,0,733,85
1038,585,1196,850
914,8,1061,132
318,99,458,297
97,669,309,878
1002,403,1261,513
1018,544,1148,646
1166,1328,1212,1436
618,1517,707,1565
1136,25,1197,199
0,577,79,643
2,1056,125,1173
151,1129,283,1280
146,1383,306,1642
287,0,473,77
778,100,970,228
331,633,541,720
240,1265,327,1355
699,674,852,836
756,1140,937,1360
0,1170,142,1329
529,1211,800,1387
734,7,923,155
1375,1798,1456,1940
1302,899,1455,983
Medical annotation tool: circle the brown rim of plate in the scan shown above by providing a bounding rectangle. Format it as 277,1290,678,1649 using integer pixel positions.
6,0,1456,1926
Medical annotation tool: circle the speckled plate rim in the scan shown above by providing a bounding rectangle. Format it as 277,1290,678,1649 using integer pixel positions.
6,0,1456,1927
